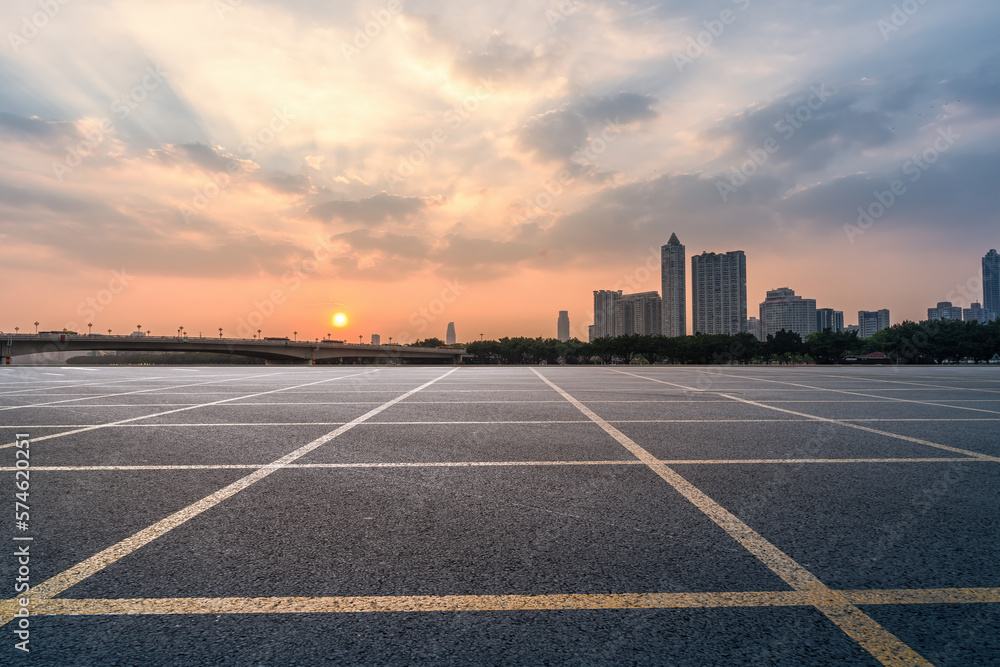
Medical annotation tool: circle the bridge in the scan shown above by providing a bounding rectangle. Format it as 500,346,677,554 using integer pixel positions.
0,333,467,365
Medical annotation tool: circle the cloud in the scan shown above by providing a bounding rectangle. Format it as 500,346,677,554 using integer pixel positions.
306,193,437,226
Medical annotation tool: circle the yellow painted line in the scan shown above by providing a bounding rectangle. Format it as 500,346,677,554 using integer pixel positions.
4,587,996,618
613,370,1000,463
2,457,984,473
0,368,460,629
704,371,1000,415
842,587,1000,606
0,371,381,449
534,369,933,667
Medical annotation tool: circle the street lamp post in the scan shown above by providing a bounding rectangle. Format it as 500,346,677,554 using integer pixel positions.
358,335,362,345
108,329,112,335
34,322,39,334
219,328,223,339
257,329,261,340
14,327,19,335
88,323,93,335
293,331,297,341
480,333,484,341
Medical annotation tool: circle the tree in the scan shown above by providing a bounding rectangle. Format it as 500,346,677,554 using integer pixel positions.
765,329,805,364
806,329,860,364
412,337,446,348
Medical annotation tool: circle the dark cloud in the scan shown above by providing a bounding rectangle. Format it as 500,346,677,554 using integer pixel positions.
255,172,314,194
452,34,542,83
324,229,431,280
517,92,659,163
306,193,434,225
708,83,895,173
177,143,241,173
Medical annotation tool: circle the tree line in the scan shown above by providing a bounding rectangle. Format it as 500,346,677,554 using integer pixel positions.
457,319,1000,365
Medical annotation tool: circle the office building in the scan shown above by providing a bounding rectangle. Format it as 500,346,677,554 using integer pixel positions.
587,324,596,343
747,316,763,341
661,233,686,336
816,308,844,333
446,322,456,345
593,290,621,339
371,334,381,345
858,309,891,338
615,292,662,336
964,303,984,323
927,302,962,321
691,250,747,335
557,311,570,341
984,249,1000,321
759,287,817,339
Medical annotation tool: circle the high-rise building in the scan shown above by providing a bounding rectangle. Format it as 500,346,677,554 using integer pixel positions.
927,302,962,321
588,324,596,342
747,316,763,341
615,292,662,336
691,250,747,335
759,287,817,340
593,290,621,339
984,249,1000,321
858,309,891,338
557,311,570,341
816,308,844,333
661,233,686,337
371,334,381,345
964,303,984,323
446,322,456,345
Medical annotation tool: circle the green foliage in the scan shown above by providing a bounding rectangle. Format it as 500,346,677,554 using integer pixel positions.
458,319,1000,365
411,337,447,348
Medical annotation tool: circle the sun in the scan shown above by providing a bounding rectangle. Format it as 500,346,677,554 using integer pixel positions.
332,312,348,327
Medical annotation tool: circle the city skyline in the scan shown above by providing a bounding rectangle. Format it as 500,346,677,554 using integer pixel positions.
0,2,997,342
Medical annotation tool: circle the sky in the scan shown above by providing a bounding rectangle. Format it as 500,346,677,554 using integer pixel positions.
1,0,997,343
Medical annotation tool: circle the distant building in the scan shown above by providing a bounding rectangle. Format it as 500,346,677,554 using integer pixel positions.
984,249,1000,321
816,308,844,333
691,250,747,335
615,292,662,336
858,309,891,338
371,334,381,345
845,324,860,334
964,303,984,323
759,287,817,340
446,322,456,345
587,324,596,342
557,311,570,341
661,233,686,337
593,290,622,339
747,316,763,341
927,302,963,321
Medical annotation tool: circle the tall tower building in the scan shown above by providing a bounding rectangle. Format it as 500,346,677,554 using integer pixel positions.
858,309,890,338
816,308,844,333
661,233,686,337
759,287,817,340
691,250,747,335
927,302,962,321
592,290,621,339
615,292,662,336
557,311,570,341
446,322,456,345
984,249,1000,321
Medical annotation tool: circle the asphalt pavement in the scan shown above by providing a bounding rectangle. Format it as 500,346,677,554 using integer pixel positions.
0,364,997,665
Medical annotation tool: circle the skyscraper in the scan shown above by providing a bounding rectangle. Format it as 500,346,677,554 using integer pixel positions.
858,309,890,338
927,302,962,321
661,233,686,337
615,292,662,336
816,308,844,333
746,316,763,341
592,290,621,339
691,250,747,335
759,287,817,340
446,322,456,345
557,311,570,341
964,303,984,323
984,249,1000,321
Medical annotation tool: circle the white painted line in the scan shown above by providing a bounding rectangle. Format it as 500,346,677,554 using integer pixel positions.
532,369,933,667
612,370,1000,463
703,371,1000,416
0,372,290,412
1,457,981,472
0,371,379,449
0,368,460,625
